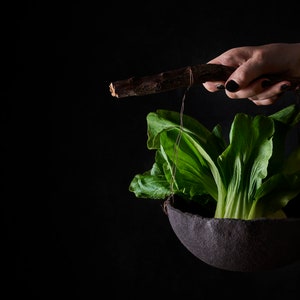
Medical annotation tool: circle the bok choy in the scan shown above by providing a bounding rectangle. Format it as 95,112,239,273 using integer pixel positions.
129,104,300,220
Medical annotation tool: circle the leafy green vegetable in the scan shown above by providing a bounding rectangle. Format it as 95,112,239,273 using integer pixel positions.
129,104,300,220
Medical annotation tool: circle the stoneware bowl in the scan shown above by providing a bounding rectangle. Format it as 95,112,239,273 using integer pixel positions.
164,199,300,272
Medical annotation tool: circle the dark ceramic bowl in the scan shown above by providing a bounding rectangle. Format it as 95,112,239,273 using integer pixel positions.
164,199,300,272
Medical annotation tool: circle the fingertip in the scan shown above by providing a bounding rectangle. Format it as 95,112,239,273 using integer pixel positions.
225,80,240,92
216,84,225,90
203,82,225,92
280,82,292,91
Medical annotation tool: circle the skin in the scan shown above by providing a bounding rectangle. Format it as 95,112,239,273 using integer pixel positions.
202,43,300,105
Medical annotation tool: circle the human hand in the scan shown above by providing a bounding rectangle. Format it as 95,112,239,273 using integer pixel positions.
203,43,300,105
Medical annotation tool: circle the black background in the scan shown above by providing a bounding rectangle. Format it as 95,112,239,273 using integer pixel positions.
3,1,300,298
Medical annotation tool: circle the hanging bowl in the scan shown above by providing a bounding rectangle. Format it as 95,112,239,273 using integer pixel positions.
164,199,300,272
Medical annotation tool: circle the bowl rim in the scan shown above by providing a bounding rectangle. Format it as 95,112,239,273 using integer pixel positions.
164,198,300,223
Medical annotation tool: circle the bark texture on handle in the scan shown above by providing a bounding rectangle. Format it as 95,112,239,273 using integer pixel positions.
109,64,234,98
109,63,300,98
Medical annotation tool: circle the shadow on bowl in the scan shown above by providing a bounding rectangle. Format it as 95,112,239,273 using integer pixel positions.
164,198,300,272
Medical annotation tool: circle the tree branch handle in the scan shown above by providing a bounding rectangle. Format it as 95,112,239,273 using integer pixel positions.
109,64,300,98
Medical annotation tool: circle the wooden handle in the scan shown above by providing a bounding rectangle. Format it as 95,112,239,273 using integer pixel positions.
109,64,300,98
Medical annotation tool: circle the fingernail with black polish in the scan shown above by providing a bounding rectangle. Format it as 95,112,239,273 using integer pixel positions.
261,80,272,88
216,84,225,90
225,80,240,92
280,84,290,91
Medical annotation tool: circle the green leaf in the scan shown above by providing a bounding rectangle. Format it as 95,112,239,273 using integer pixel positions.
159,128,220,200
129,104,300,220
251,172,300,219
129,171,171,199
215,113,274,219
283,145,300,174
268,104,300,175
269,104,300,126
147,110,226,161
